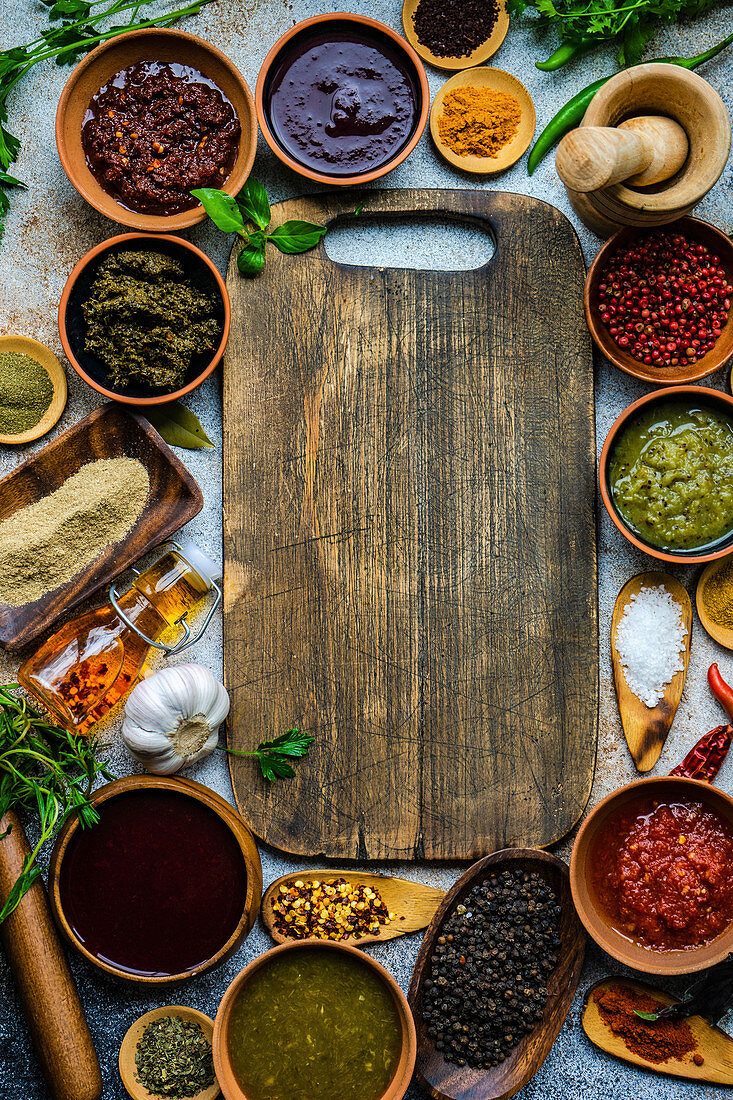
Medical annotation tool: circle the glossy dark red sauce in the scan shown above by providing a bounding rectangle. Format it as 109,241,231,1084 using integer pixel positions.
82,61,240,215
58,789,247,976
264,27,419,176
591,796,733,951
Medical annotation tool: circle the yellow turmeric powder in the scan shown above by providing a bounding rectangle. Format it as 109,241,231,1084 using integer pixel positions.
438,86,521,158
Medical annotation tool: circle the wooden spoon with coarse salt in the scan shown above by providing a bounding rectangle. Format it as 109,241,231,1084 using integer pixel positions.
611,572,692,773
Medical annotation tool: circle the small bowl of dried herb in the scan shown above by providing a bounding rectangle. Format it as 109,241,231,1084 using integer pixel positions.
58,233,230,407
0,335,68,445
119,1006,220,1100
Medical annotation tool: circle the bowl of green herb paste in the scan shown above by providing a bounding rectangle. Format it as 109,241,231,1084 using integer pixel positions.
59,233,229,405
600,386,733,564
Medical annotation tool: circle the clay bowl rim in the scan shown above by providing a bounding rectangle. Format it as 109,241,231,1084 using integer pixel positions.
584,217,733,385
599,385,733,565
55,27,257,232
0,334,68,445
212,938,418,1100
570,776,733,976
408,848,586,1100
48,774,262,984
58,231,231,407
119,1005,220,1100
255,13,430,187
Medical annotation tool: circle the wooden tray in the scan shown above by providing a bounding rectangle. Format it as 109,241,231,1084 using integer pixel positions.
0,404,203,650
224,189,597,860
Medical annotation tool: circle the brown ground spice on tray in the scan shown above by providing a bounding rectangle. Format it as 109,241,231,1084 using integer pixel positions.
593,983,699,1065
0,457,149,607
701,560,733,630
438,86,521,158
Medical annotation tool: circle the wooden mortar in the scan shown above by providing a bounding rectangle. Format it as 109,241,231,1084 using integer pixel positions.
556,64,730,237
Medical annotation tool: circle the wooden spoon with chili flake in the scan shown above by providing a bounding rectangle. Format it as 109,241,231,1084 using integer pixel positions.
261,870,445,947
611,572,692,773
582,978,733,1085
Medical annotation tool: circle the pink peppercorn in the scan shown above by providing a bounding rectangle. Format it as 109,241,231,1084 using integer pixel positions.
596,229,729,367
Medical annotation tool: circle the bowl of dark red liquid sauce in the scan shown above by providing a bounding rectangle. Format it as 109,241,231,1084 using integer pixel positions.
56,28,257,231
571,776,733,975
49,776,262,983
256,14,429,185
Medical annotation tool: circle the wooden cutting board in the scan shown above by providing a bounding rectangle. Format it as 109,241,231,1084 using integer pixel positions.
224,189,597,860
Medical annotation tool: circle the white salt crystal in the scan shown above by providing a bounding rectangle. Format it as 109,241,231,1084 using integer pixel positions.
614,584,688,708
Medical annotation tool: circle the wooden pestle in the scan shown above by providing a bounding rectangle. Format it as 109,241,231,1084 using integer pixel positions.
556,115,689,192
0,811,102,1100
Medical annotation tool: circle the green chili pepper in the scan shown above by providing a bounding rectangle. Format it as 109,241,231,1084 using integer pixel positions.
527,31,733,175
535,39,597,71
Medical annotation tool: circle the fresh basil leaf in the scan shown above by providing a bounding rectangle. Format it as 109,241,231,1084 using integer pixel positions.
146,403,215,449
236,178,271,230
267,220,328,254
191,187,246,234
633,1010,660,1021
237,232,266,276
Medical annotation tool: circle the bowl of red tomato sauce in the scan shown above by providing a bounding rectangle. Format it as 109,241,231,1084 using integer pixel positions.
570,776,733,975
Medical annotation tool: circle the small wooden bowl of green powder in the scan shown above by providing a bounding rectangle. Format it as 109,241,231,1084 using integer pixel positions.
119,1006,220,1100
0,336,67,445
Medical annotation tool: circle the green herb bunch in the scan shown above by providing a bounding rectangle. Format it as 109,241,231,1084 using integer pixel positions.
0,685,113,922
0,0,214,241
507,0,721,69
192,181,329,276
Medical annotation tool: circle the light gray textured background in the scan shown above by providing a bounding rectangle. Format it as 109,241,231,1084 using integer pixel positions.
0,0,731,1096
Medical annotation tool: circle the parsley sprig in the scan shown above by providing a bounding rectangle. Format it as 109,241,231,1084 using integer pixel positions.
224,727,315,782
0,685,113,923
0,0,213,241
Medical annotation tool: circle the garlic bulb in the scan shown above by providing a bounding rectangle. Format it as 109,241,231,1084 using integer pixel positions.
122,664,230,775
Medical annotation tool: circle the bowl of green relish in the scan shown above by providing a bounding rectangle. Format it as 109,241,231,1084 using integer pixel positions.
213,940,416,1100
600,386,733,563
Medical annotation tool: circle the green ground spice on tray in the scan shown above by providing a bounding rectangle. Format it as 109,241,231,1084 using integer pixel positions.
82,250,221,392
0,351,53,435
135,1015,215,1099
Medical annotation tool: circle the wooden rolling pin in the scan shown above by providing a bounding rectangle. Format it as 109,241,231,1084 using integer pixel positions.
0,811,102,1100
556,115,689,192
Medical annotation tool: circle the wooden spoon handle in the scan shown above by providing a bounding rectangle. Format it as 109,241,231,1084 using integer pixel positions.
0,812,102,1100
556,126,651,192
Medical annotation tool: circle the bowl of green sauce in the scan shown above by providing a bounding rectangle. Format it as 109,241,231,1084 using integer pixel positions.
59,233,230,406
213,940,417,1100
600,386,733,563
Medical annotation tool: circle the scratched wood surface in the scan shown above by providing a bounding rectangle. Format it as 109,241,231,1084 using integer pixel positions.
224,189,598,860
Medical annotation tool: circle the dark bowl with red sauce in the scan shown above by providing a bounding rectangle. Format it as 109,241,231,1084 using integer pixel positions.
256,14,430,186
571,776,733,975
49,776,262,983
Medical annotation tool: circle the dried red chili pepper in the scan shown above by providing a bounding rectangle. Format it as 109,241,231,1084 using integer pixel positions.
670,724,732,782
708,663,733,721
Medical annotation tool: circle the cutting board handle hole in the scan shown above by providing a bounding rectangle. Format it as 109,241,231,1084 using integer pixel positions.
324,216,495,271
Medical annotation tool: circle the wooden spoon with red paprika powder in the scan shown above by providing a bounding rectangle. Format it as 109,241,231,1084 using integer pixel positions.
582,977,733,1084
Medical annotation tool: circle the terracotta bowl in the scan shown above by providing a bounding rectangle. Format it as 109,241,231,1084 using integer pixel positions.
256,14,429,186
213,940,417,1100
49,775,262,984
58,232,230,406
570,776,733,975
599,385,733,564
55,28,257,232
585,217,733,385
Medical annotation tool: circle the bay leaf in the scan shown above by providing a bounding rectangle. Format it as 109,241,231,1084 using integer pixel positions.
146,403,215,449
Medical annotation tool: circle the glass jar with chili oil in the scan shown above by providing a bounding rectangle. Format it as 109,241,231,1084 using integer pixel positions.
18,541,218,733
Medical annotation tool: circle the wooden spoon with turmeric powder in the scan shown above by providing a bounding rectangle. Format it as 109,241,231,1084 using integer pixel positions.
582,977,733,1085
261,870,445,947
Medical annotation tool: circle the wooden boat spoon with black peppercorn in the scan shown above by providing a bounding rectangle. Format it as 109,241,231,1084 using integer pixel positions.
582,977,733,1085
261,870,445,947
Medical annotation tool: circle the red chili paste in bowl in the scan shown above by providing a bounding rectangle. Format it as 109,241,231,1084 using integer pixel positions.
82,61,240,215
591,796,733,950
